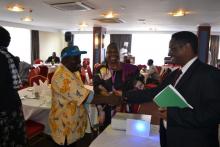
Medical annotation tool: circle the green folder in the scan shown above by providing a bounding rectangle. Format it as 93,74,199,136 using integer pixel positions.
153,84,193,109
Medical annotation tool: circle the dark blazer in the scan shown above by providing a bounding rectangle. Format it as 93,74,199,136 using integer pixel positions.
125,59,220,147
46,56,60,63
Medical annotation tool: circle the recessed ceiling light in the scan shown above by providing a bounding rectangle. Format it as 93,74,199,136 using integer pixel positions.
21,9,33,22
168,9,190,17
7,3,25,12
79,22,88,27
101,11,118,19
21,16,33,22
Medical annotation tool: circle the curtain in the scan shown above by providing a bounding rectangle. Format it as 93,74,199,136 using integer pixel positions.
209,35,219,67
110,34,132,52
31,30,39,64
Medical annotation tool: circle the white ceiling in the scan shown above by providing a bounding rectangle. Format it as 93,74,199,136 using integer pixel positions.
1,0,220,33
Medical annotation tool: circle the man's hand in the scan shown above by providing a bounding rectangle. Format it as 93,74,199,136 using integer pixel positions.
100,90,110,96
98,85,110,96
159,107,167,120
113,89,122,97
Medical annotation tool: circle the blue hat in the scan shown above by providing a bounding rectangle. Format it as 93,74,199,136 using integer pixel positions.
61,46,87,59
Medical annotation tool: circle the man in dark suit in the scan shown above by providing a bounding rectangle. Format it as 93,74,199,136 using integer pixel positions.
45,52,60,63
121,31,220,147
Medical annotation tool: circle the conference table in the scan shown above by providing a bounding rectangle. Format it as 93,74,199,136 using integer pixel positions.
90,125,160,147
18,85,98,134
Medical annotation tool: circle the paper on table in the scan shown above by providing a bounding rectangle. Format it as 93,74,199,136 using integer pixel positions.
153,84,193,109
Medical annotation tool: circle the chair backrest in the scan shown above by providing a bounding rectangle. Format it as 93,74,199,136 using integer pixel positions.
30,75,47,86
47,72,54,84
34,59,43,64
28,68,40,85
155,66,162,74
38,65,48,77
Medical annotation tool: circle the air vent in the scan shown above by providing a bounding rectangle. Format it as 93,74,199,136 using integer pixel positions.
94,18,124,23
46,1,95,11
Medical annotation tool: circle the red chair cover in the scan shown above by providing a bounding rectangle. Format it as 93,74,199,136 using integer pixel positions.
25,120,44,139
28,68,40,85
34,59,43,64
47,72,54,84
145,83,157,89
38,65,48,77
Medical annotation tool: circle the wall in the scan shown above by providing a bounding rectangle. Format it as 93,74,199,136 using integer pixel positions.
39,31,66,61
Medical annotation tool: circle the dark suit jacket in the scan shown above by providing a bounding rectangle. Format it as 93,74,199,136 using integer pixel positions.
46,56,60,63
124,59,220,147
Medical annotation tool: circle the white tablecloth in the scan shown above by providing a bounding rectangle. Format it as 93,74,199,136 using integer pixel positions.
33,63,59,73
90,125,160,147
18,86,98,134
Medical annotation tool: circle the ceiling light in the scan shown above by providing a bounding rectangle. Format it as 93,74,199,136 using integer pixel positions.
168,9,190,17
79,22,88,31
101,11,118,19
21,16,33,22
79,22,88,27
21,9,33,22
7,3,25,12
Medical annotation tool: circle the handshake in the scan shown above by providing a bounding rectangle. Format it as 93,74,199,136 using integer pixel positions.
91,87,123,105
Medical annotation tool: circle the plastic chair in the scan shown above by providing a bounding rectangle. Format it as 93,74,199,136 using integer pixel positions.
29,75,47,86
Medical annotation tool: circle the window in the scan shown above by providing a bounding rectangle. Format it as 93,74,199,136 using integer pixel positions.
4,26,31,63
74,34,110,67
74,34,93,67
131,33,171,65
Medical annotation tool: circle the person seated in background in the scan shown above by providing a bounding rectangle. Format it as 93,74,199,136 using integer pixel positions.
15,56,32,86
81,58,93,85
49,46,93,146
45,52,60,64
146,59,160,84
133,74,145,90
93,42,140,130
